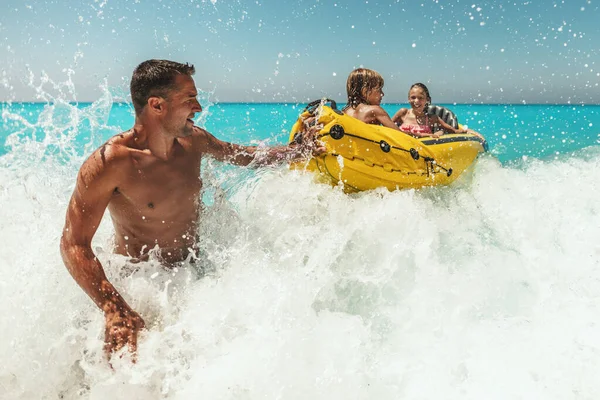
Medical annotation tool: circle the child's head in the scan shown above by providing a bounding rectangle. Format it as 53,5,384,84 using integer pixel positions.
346,68,385,108
408,83,432,106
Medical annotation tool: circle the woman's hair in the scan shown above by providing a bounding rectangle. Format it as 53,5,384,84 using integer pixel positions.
409,82,432,103
345,68,384,109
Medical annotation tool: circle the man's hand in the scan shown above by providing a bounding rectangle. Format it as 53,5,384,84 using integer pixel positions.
103,305,145,361
301,115,317,129
300,124,326,157
294,114,326,157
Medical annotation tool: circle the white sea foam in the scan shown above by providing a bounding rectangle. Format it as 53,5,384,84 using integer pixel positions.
1,135,600,398
1,91,600,398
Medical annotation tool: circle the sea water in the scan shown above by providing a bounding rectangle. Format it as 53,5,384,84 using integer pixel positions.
1,95,600,399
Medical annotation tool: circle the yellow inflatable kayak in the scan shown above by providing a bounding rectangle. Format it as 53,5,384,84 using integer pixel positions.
289,100,488,193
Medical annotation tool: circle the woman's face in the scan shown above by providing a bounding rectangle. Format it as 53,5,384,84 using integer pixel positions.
408,87,429,112
365,86,384,105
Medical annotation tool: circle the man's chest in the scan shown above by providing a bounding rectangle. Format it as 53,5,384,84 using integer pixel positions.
110,156,203,214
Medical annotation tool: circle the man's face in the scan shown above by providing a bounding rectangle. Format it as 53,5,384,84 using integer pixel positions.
162,74,202,137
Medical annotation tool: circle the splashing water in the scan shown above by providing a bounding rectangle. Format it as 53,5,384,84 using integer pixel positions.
3,0,600,396
1,82,600,399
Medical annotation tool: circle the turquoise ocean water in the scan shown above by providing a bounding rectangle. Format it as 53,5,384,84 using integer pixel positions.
3,101,600,162
1,97,600,398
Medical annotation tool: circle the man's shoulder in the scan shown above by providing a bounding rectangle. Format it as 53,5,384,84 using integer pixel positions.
188,126,219,148
106,129,138,149
191,126,211,139
83,131,136,170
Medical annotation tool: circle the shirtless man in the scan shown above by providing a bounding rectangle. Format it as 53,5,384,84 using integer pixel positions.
60,59,322,360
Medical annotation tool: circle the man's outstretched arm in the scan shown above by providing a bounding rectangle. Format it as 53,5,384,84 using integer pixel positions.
60,146,144,360
193,124,325,167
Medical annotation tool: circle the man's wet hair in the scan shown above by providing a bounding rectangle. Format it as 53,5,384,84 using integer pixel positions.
130,59,195,115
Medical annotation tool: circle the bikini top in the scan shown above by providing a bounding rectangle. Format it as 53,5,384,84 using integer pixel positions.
399,123,432,134
399,114,432,134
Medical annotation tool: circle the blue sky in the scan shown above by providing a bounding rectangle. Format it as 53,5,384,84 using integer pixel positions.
1,0,598,103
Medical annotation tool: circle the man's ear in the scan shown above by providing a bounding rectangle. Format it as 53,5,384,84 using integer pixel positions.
147,96,165,114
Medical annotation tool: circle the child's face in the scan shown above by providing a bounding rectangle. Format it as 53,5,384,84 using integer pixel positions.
365,86,384,105
408,87,429,112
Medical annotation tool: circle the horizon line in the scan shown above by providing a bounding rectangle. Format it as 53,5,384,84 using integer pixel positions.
2,101,599,107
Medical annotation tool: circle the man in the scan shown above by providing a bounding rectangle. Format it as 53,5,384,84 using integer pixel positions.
60,59,322,360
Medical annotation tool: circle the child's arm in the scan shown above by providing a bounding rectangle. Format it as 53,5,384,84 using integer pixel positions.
391,108,408,126
432,116,484,139
411,130,442,139
372,107,402,130
433,115,464,134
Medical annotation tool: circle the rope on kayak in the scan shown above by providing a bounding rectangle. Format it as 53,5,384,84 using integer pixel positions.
320,125,454,177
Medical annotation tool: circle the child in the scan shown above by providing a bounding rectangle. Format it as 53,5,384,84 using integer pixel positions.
392,83,481,139
342,68,401,131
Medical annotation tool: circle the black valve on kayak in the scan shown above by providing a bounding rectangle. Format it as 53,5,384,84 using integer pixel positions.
304,98,339,114
447,168,453,177
409,148,420,160
380,140,391,153
330,124,345,140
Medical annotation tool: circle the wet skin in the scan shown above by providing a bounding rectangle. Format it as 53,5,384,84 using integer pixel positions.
343,86,400,130
60,74,323,361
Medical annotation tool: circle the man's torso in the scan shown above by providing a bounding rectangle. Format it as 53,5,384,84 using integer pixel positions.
105,131,203,262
